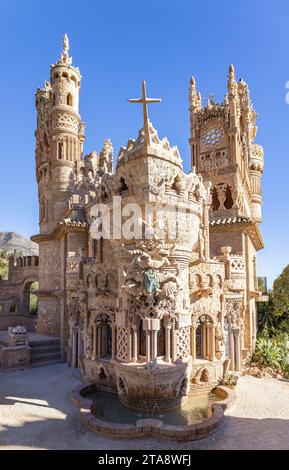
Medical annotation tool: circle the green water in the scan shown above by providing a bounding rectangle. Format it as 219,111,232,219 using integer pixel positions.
85,390,218,426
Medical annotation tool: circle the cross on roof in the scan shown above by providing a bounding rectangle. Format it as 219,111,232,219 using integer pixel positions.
128,80,161,145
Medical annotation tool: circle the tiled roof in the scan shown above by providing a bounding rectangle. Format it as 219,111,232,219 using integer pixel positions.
210,216,252,226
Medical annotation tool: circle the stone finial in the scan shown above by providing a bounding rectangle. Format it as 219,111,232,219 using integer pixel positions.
99,138,114,174
63,33,69,54
228,64,237,94
58,33,72,66
189,76,202,111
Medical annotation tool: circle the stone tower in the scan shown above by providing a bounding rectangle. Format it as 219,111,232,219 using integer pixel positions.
33,35,86,337
189,66,264,351
35,34,85,234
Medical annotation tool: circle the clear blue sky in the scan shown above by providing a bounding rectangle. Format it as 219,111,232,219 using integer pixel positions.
0,0,288,287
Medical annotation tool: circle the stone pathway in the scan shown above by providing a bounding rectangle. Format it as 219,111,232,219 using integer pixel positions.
1,363,289,450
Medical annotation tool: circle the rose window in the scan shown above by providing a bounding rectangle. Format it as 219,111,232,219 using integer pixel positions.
202,125,225,148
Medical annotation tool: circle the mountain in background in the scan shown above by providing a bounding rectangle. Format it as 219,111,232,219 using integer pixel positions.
0,232,38,256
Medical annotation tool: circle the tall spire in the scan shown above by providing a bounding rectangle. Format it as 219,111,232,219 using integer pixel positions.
58,33,72,66
189,76,202,111
228,64,237,95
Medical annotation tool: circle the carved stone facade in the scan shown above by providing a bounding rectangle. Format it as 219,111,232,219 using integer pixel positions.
0,37,264,406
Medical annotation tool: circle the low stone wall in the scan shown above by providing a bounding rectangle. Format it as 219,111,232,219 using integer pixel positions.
71,383,236,441
0,315,37,332
1,345,31,370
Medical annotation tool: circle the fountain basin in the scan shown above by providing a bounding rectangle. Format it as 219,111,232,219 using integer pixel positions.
71,383,236,441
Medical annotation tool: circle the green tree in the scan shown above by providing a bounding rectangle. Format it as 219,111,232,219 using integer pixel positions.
29,281,39,315
0,250,9,280
273,264,289,319
257,291,276,331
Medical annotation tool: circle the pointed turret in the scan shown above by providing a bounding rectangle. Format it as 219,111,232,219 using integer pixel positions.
228,64,237,95
189,76,202,111
35,35,85,234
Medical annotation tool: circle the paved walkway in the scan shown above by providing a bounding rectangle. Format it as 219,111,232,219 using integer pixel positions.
1,364,289,450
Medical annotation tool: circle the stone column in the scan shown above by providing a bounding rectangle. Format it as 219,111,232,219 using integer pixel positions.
146,331,151,365
97,325,102,358
152,330,158,362
171,328,177,363
234,330,241,372
202,322,207,358
191,325,196,361
229,330,235,371
72,327,78,368
77,326,83,364
203,205,210,260
143,318,160,365
102,324,107,356
92,322,97,360
165,325,172,363
210,325,216,362
111,324,116,360
132,325,138,363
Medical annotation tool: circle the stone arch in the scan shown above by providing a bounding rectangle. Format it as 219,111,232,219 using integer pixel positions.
195,274,202,289
224,185,234,209
8,297,21,315
206,274,214,288
95,314,112,359
117,376,128,396
195,314,215,361
66,93,73,106
98,365,109,382
216,274,223,288
193,366,211,384
212,187,220,211
118,176,128,194
23,280,39,315
157,319,165,357
200,368,210,383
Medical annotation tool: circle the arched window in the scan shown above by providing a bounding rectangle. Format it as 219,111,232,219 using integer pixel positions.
58,141,63,159
96,315,112,359
212,187,220,211
216,275,223,288
196,315,213,360
157,320,165,357
71,76,77,86
10,304,17,313
66,93,73,106
224,185,234,209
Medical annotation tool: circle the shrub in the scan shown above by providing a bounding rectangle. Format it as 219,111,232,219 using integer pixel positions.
254,333,289,372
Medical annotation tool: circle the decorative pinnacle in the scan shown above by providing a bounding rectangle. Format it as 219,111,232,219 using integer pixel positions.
228,63,237,93
189,76,197,105
128,80,161,146
58,33,72,66
63,33,69,54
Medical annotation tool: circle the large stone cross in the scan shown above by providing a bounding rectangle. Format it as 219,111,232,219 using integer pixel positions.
128,80,161,145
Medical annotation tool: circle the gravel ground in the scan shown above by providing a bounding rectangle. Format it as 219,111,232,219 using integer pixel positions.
1,363,289,450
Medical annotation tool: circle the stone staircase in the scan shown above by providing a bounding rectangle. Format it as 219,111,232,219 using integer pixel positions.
30,338,63,367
